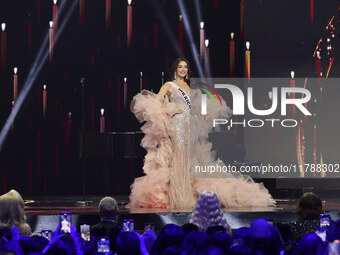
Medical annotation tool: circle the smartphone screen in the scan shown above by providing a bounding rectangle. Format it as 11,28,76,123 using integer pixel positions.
144,223,154,231
329,240,340,255
80,223,91,241
60,212,72,234
123,219,134,232
97,236,110,252
265,218,274,227
320,214,331,230
315,229,327,242
41,229,52,241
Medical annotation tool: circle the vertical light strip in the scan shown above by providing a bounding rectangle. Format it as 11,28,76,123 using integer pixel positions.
201,93,207,115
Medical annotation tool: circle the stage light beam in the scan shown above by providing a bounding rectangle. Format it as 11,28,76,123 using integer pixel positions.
176,0,204,78
0,0,78,152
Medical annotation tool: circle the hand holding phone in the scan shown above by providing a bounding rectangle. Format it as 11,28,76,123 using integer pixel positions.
80,223,91,241
59,212,72,234
265,218,274,227
315,229,327,242
329,240,340,255
320,214,331,231
41,229,52,241
97,236,110,252
123,219,134,232
144,223,154,231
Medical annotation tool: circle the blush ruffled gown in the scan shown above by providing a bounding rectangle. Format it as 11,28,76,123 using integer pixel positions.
127,86,275,208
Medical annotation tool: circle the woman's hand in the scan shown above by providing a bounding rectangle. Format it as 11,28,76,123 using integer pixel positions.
11,226,20,242
70,225,84,255
51,222,61,239
42,224,64,254
135,231,150,255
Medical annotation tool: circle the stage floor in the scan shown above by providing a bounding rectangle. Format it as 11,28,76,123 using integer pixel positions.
24,195,340,214
24,196,340,232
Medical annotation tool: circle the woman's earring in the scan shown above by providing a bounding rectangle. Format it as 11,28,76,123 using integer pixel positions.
174,72,177,79
186,74,188,80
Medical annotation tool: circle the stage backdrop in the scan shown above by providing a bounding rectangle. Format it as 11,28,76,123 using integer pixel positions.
0,0,243,196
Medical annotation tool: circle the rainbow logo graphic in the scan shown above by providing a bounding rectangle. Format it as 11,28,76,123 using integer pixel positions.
199,83,223,106
199,82,223,115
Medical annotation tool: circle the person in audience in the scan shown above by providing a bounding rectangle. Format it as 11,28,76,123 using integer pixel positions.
116,231,141,255
230,244,253,255
163,245,183,255
0,190,31,236
181,231,210,254
232,227,251,247
329,219,340,241
23,236,48,254
150,224,184,255
297,233,324,255
206,226,227,235
250,219,271,254
266,224,284,254
0,192,333,255
107,226,121,254
279,192,323,242
42,224,82,255
141,229,157,254
44,240,73,255
209,231,232,254
181,223,199,236
274,221,291,243
189,191,231,234
91,196,119,238
250,218,283,255
0,240,24,255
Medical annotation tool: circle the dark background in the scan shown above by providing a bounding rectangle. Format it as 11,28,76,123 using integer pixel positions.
243,0,339,179
0,0,244,197
244,0,339,77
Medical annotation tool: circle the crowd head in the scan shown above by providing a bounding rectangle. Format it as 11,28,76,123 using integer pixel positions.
0,190,31,236
297,192,323,220
98,197,118,221
189,191,231,234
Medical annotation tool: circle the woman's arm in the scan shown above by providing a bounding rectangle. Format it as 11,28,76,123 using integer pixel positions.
155,83,170,101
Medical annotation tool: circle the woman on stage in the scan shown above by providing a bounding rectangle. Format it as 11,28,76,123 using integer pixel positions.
127,58,274,208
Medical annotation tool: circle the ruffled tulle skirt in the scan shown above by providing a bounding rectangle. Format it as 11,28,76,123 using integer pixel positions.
127,90,275,208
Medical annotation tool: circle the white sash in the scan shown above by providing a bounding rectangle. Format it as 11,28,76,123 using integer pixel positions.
168,82,192,110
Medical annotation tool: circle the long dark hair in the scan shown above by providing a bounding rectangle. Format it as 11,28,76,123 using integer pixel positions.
296,192,323,220
168,57,192,85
